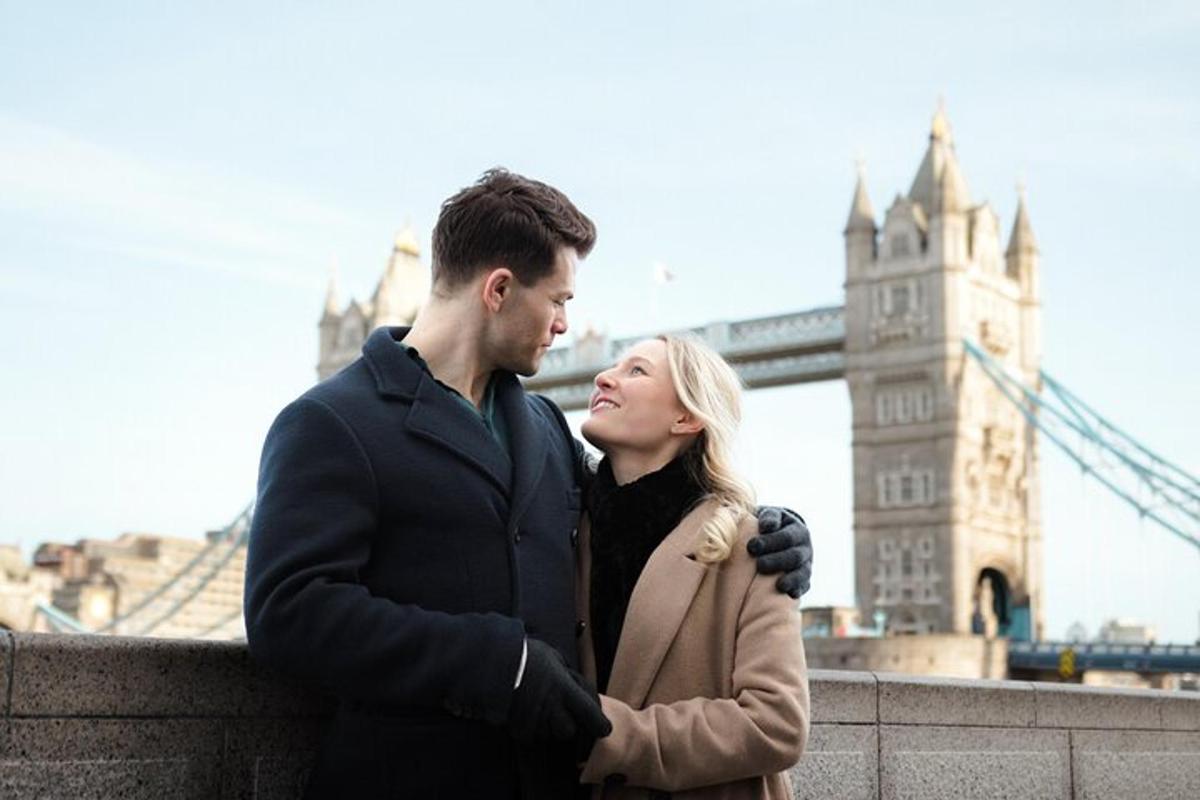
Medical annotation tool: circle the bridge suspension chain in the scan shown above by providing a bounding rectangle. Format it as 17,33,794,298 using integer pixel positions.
963,339,1200,553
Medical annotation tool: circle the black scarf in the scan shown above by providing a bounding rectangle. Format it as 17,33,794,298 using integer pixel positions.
587,454,707,694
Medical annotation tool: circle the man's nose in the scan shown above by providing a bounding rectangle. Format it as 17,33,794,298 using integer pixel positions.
552,309,568,336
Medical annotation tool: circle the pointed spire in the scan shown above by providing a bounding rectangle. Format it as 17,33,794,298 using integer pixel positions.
930,96,952,144
844,161,876,233
393,224,420,257
909,99,970,214
934,154,966,214
1006,184,1038,257
321,269,341,320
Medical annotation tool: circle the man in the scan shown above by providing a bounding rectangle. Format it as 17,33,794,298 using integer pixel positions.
244,169,812,798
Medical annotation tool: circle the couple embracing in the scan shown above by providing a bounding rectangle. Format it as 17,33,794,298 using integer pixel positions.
245,169,812,799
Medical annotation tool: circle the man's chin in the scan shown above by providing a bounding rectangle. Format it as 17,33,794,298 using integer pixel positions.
505,357,541,378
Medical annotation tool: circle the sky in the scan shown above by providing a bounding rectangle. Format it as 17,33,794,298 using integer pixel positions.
1,2,1197,642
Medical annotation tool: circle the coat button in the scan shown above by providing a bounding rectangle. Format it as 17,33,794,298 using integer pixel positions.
513,531,522,544
570,527,579,547
575,620,587,637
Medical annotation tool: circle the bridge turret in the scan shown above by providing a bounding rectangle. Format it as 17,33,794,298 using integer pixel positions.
843,166,877,278
918,107,971,268
1006,188,1042,390
1005,190,1039,295
372,226,428,329
317,273,342,379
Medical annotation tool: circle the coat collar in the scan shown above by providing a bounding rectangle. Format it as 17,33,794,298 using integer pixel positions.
605,499,716,708
362,326,422,399
362,326,548,514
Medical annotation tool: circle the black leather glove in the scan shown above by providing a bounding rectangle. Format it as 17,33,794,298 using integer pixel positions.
509,638,612,744
748,506,813,599
572,675,607,762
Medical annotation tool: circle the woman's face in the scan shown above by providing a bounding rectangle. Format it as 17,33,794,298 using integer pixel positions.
581,339,697,455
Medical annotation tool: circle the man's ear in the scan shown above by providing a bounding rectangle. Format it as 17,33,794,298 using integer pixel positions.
671,411,705,436
481,267,514,313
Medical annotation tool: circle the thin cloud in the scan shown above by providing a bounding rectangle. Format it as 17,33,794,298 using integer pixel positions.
0,115,378,287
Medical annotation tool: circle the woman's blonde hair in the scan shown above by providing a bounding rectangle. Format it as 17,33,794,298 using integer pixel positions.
659,333,757,563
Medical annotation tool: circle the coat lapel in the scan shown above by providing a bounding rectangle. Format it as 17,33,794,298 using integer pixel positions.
495,373,548,530
364,327,511,494
606,501,716,708
405,373,512,493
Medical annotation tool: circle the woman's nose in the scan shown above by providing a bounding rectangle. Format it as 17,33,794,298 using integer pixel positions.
595,370,616,390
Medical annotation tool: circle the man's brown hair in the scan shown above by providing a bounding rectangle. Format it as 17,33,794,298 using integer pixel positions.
431,168,596,289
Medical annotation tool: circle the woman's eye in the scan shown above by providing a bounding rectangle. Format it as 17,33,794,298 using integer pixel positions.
630,366,645,375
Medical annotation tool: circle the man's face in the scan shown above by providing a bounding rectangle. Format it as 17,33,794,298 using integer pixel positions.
491,247,576,376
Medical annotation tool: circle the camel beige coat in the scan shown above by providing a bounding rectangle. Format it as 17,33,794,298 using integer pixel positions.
576,500,810,799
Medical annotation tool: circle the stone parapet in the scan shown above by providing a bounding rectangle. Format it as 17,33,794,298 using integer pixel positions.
1,633,1197,798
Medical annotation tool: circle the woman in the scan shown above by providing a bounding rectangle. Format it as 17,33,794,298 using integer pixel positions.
575,334,809,799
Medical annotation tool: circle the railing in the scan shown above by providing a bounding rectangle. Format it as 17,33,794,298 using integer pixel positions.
1009,640,1200,673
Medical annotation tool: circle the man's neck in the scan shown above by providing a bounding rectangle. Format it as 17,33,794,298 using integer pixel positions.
403,300,495,408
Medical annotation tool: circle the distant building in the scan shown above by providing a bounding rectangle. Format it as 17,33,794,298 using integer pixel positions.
1097,618,1156,645
30,532,246,639
0,545,56,630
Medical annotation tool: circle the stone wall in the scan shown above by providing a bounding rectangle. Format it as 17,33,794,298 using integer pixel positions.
1,632,1197,798
803,633,1009,679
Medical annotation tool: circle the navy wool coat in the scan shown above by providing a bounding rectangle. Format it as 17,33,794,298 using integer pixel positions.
245,326,585,798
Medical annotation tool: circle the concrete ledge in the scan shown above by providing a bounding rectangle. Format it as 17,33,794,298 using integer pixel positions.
5,633,332,718
809,669,876,724
0,632,1197,799
1034,680,1178,731
877,671,1036,728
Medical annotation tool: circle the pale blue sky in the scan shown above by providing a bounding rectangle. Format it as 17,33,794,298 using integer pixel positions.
1,2,1197,641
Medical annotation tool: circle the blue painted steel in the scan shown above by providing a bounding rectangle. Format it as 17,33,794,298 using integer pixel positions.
963,339,1200,552
1009,640,1200,674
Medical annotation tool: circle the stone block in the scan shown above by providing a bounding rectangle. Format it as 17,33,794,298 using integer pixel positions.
877,672,1035,728
0,717,223,799
1159,690,1200,731
809,669,876,724
790,723,877,800
222,717,325,800
7,633,333,718
1072,729,1200,799
879,724,1070,799
1033,681,1163,730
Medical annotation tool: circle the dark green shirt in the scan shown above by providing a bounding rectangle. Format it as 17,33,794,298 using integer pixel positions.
397,342,511,460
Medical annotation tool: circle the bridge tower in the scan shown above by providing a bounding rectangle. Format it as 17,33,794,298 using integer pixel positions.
843,106,1044,639
317,227,428,381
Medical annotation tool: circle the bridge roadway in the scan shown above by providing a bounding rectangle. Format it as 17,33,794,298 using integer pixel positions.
523,305,847,410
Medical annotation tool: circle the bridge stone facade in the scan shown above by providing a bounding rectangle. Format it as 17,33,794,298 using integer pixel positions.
843,108,1044,641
